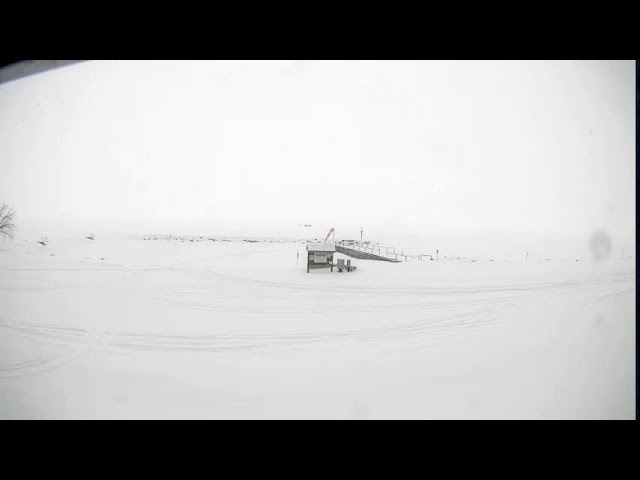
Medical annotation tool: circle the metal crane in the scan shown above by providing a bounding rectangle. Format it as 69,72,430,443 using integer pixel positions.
324,228,335,243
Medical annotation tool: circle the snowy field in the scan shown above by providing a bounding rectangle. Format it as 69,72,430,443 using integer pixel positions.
0,234,635,419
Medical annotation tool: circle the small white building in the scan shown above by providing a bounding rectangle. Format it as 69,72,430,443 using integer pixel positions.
306,243,336,273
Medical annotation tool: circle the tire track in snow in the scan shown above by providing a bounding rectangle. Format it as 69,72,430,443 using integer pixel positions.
0,321,106,379
145,289,527,315
0,350,76,379
0,306,504,354
0,285,632,358
1,256,633,359
0,280,616,356
181,266,634,297
142,271,630,315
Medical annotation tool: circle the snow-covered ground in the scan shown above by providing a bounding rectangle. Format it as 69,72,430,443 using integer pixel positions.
0,233,635,419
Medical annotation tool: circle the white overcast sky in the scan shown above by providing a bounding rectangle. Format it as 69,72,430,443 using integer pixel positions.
0,60,635,256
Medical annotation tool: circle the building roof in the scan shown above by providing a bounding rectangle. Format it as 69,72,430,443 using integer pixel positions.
306,243,336,252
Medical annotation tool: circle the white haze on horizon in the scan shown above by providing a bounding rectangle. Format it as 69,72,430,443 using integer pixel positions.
0,60,635,260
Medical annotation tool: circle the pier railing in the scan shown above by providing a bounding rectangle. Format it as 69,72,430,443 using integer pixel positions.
335,240,433,262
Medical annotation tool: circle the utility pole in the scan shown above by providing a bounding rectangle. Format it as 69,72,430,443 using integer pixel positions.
360,226,363,240
526,252,529,263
